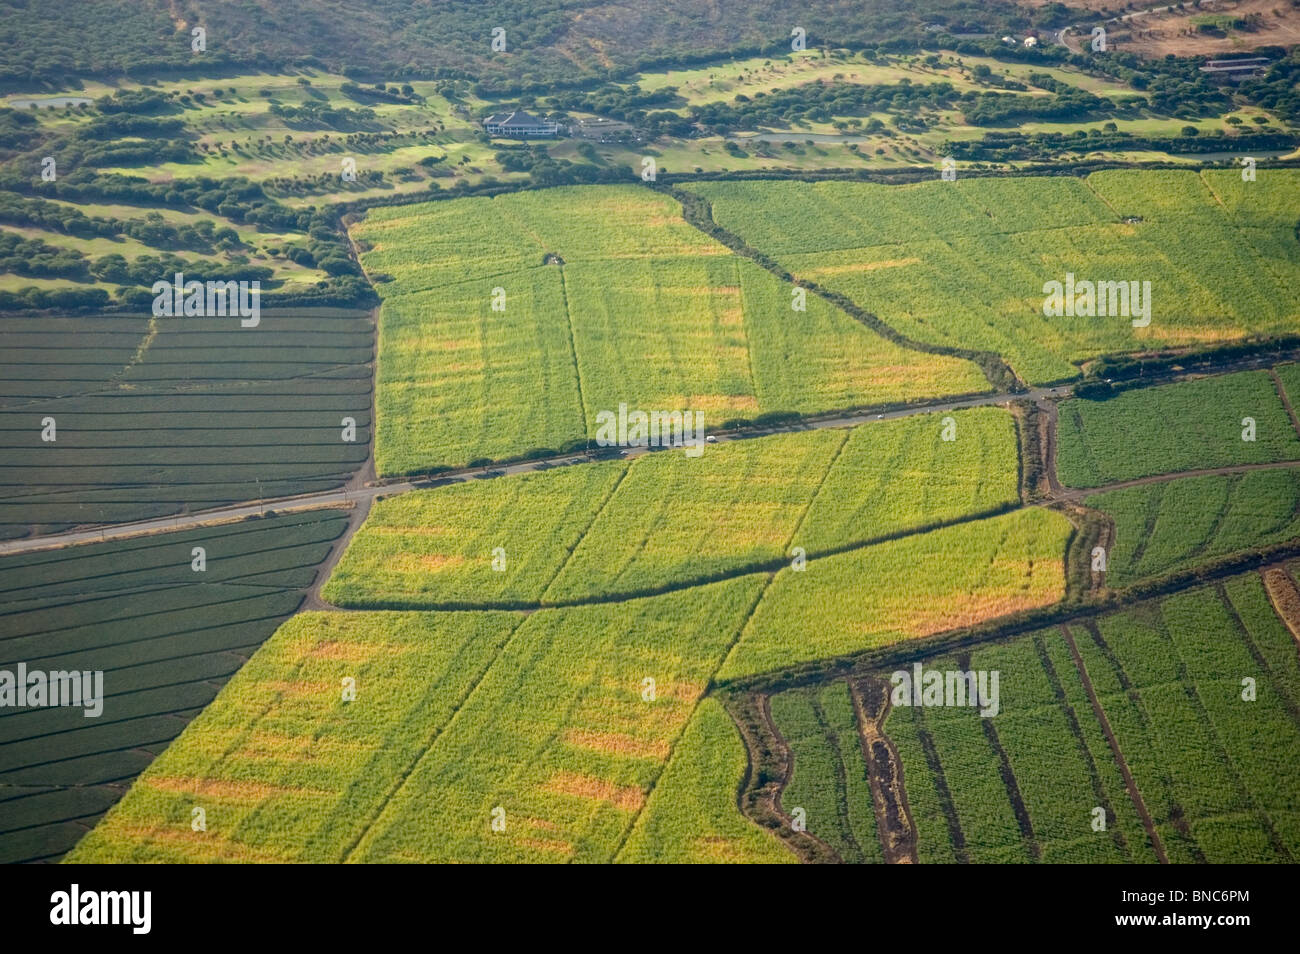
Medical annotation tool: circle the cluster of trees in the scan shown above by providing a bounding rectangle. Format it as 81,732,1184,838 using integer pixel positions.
339,81,418,104
0,228,271,286
1239,50,1300,123
0,108,47,160
94,89,174,114
0,232,86,279
545,84,684,131
961,84,1112,125
0,171,366,308
487,145,629,188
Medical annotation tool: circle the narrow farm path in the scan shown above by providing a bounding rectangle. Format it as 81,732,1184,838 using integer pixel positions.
1053,459,1300,503
848,675,918,864
1038,397,1063,497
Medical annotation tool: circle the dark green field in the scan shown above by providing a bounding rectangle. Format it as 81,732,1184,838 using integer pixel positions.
772,570,1300,864
0,508,349,862
0,308,373,538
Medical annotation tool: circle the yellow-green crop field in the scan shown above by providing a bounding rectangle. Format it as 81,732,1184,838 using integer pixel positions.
68,579,784,863
68,404,1056,863
324,408,1021,608
350,185,989,475
689,170,1300,385
717,507,1073,680
616,697,796,863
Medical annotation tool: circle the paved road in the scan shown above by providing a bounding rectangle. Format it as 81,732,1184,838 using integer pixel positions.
0,385,1070,557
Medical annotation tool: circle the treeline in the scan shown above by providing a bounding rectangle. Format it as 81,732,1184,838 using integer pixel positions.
0,286,111,312
0,170,357,274
546,70,1119,137
689,81,963,134
0,192,243,252
1076,336,1300,400
490,144,632,188
339,81,419,104
948,128,1297,161
269,100,381,131
0,258,374,314
0,171,370,310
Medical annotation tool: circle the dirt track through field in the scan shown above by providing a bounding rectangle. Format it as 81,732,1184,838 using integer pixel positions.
1038,397,1063,497
757,693,842,862
848,676,917,864
1055,459,1300,502
1271,369,1300,441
